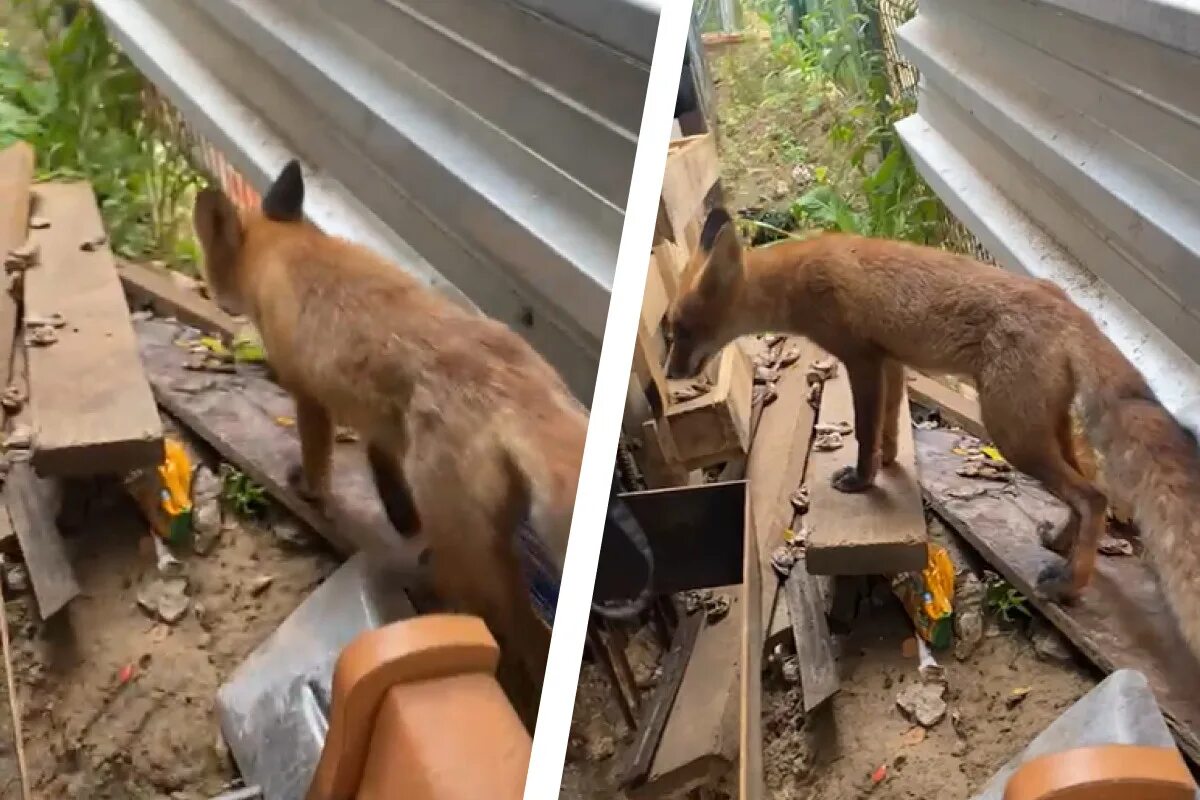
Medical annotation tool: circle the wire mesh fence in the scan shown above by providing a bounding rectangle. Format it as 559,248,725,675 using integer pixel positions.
868,0,995,264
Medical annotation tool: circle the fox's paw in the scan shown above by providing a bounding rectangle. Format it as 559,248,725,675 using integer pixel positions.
831,466,874,493
1036,561,1079,605
287,463,328,512
1038,519,1073,555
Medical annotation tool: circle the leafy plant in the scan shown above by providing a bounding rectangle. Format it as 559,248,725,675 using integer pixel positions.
0,1,206,270
984,573,1032,624
219,464,269,519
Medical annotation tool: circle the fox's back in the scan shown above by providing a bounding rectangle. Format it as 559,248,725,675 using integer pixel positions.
245,227,583,449
770,234,1091,375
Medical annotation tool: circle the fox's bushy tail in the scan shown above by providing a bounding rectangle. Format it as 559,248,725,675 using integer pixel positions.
1070,332,1200,662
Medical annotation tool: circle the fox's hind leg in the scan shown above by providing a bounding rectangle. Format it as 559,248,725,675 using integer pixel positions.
288,393,333,508
367,442,421,536
832,356,885,493
880,359,905,467
979,381,1107,602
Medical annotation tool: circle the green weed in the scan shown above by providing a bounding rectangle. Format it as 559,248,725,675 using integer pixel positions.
0,1,206,270
219,464,269,519
984,573,1032,625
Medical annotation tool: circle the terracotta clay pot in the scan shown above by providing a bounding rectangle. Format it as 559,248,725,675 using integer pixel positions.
1004,745,1197,800
306,614,532,800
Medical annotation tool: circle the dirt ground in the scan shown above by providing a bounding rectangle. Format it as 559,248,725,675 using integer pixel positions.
0,429,337,799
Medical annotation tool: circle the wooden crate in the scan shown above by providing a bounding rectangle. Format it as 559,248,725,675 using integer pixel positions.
665,346,754,471
632,132,751,486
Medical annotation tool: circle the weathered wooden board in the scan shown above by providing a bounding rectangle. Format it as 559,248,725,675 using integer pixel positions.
4,344,78,619
26,183,162,475
0,143,33,404
783,556,839,711
906,370,986,439
633,589,741,799
745,338,820,649
805,361,928,575
4,463,76,619
659,134,721,251
739,490,764,800
620,608,704,790
915,425,1200,761
117,259,237,338
134,317,408,558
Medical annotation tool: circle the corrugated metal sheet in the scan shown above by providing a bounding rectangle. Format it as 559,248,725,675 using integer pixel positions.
94,0,662,400
894,0,1200,427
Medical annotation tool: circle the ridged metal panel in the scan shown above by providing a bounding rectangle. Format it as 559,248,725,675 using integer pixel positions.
894,0,1200,425
94,0,661,401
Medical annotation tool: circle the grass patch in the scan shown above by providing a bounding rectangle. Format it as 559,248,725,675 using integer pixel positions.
710,0,953,246
0,1,206,271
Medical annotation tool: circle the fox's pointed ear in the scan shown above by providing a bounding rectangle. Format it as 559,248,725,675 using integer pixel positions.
697,207,743,296
193,188,243,253
261,159,304,222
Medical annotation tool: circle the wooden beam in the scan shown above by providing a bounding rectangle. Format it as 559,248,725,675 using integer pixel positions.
117,259,237,338
744,338,819,649
805,359,928,575
906,370,986,439
915,425,1200,762
0,144,33,410
26,183,162,476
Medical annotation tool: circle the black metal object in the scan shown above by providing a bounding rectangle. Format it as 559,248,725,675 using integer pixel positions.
592,469,657,621
593,480,748,605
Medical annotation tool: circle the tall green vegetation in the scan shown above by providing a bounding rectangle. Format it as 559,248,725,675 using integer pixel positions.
0,1,205,270
714,0,951,246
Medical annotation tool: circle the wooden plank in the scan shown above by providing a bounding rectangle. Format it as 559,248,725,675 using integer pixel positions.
117,259,238,338
665,345,753,470
744,338,820,649
632,322,670,413
659,133,720,251
641,252,672,335
638,418,688,490
915,425,1200,762
633,589,741,799
619,608,705,790
4,342,78,619
134,316,407,557
5,463,76,619
0,143,33,406
739,489,764,800
26,183,162,475
782,557,839,710
805,359,928,575
906,370,986,439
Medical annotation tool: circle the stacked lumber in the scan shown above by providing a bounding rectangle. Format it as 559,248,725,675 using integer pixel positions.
632,133,753,487
0,142,163,623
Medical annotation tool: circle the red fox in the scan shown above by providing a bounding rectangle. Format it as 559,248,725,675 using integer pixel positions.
666,207,1200,660
192,161,587,708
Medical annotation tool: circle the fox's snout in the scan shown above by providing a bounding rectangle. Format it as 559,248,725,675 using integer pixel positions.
665,344,708,381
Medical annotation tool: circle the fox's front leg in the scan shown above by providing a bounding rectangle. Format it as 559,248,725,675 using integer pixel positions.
832,357,885,493
288,393,333,508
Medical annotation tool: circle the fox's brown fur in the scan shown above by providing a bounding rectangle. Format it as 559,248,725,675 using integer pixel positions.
667,208,1200,661
193,161,586,710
